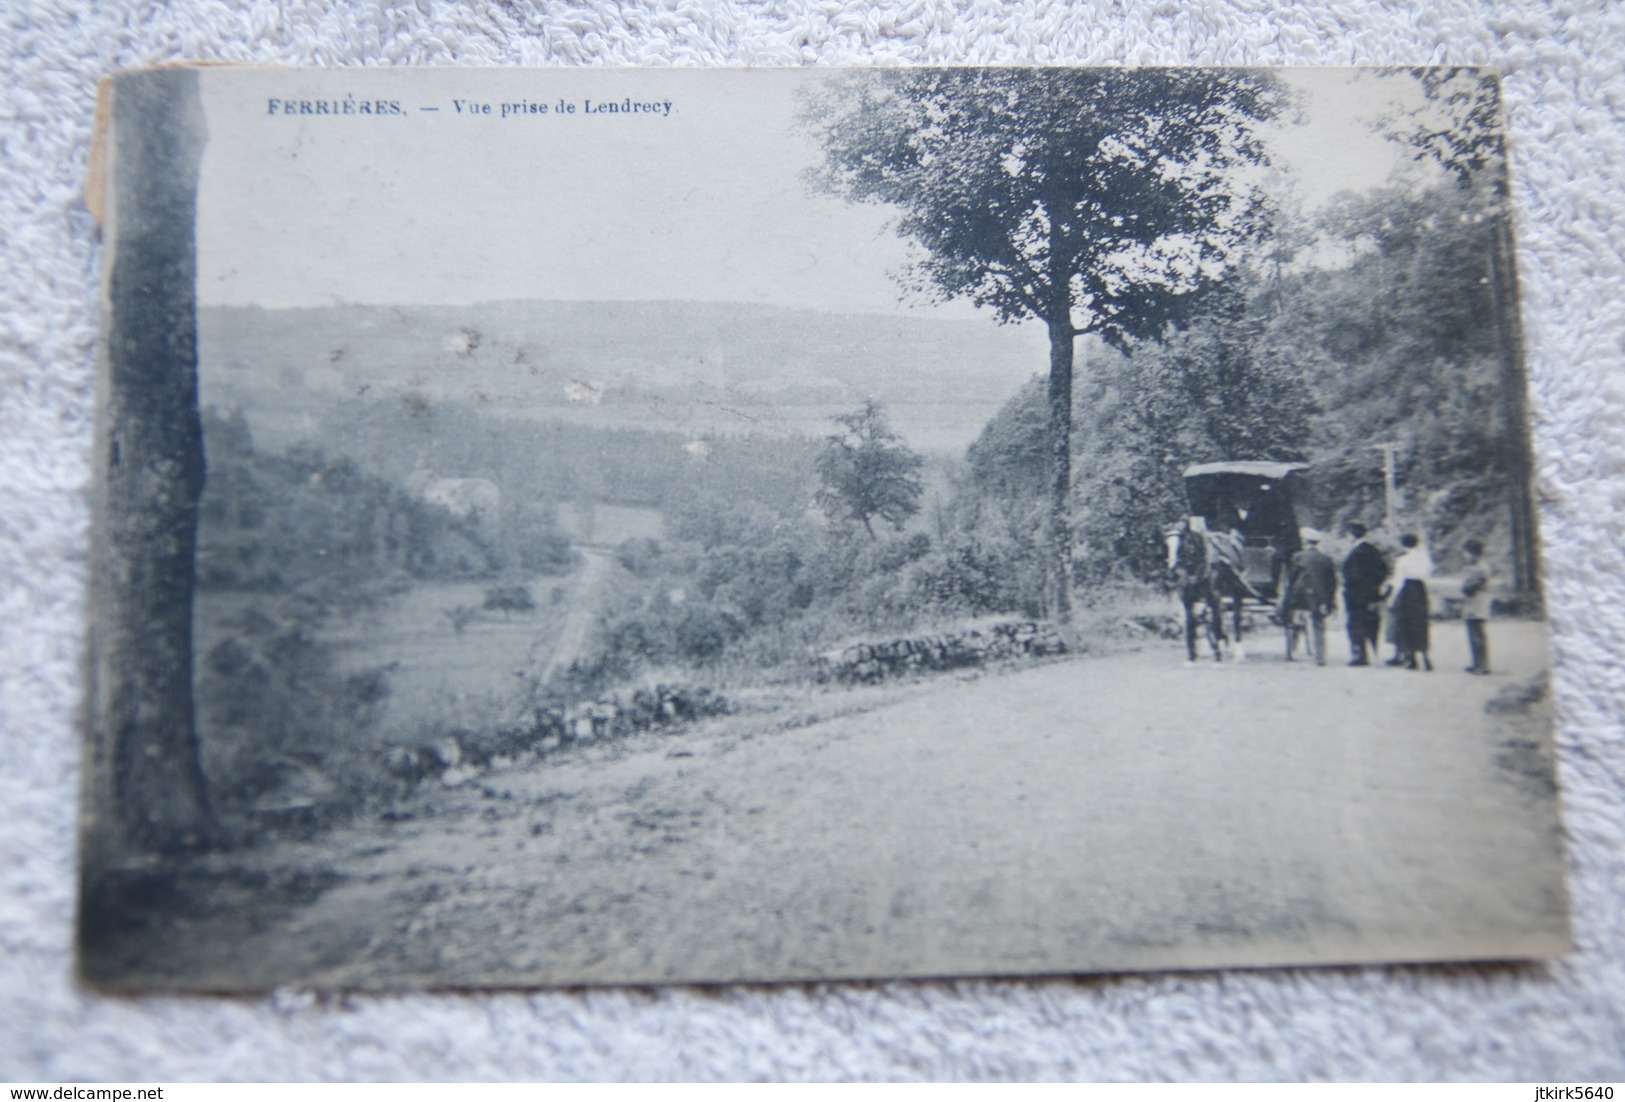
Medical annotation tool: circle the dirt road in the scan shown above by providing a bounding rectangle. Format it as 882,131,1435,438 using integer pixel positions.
132,620,1568,989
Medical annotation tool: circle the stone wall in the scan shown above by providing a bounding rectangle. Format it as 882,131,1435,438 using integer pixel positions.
385,682,731,788
817,621,1068,685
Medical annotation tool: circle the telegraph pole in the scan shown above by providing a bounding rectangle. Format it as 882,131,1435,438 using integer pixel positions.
1372,442,1401,532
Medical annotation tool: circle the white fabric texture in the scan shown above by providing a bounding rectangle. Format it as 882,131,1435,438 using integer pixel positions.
2,0,1622,1081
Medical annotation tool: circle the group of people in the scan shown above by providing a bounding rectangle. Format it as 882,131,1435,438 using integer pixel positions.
1277,522,1494,674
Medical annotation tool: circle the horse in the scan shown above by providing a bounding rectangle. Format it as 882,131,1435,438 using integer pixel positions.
1164,520,1256,663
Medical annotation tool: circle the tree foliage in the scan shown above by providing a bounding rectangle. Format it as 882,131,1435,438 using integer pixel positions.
957,274,1321,595
815,400,925,537
953,174,1518,590
196,407,510,595
803,68,1288,616
1379,67,1537,594
933,70,1533,596
949,155,1524,592
1069,284,1319,585
803,69,1287,341
1293,182,1513,560
1387,68,1506,189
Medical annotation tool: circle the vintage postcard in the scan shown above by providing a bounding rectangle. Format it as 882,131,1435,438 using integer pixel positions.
81,66,1568,990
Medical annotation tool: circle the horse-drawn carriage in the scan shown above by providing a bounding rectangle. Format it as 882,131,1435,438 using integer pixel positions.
1166,461,1312,661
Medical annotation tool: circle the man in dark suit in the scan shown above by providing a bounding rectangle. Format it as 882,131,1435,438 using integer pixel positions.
1342,521,1389,666
1281,528,1338,664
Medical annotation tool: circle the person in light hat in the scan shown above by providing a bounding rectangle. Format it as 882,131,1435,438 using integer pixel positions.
1279,526,1338,664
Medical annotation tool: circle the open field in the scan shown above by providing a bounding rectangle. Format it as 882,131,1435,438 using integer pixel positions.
192,561,611,754
319,578,571,742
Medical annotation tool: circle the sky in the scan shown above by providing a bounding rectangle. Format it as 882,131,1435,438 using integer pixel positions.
196,67,1435,315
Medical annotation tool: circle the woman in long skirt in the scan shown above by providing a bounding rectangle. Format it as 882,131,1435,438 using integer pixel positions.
1388,532,1433,671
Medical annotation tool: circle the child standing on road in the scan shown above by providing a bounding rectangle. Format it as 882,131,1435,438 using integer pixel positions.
1461,538,1493,675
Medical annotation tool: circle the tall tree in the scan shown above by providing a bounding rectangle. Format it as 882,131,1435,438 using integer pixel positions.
803,68,1286,618
816,400,924,538
1383,67,1539,598
91,70,213,857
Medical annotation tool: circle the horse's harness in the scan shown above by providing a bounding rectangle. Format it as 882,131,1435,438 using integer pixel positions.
1174,529,1254,598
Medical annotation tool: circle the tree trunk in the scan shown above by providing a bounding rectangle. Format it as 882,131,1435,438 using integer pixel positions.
1046,318,1076,623
88,69,212,856
1487,205,1541,606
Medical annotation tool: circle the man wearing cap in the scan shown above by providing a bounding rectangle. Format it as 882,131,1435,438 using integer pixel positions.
1280,528,1338,665
1342,522,1389,666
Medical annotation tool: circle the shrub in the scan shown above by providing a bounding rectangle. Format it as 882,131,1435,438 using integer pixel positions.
195,603,395,832
616,537,664,576
483,584,537,617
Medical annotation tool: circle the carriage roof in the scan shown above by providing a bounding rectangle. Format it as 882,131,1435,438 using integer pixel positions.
1183,461,1310,482
1181,461,1309,524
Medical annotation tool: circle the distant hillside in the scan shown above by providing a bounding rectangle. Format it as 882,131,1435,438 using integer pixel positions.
198,300,1052,455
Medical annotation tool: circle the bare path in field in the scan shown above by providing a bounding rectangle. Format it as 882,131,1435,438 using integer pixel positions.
536,546,615,683
161,621,1568,989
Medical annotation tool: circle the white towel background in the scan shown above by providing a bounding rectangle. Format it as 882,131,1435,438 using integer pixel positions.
2,0,1622,1081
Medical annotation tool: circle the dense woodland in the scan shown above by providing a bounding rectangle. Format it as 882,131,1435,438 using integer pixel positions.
198,407,519,596
990,173,1521,590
